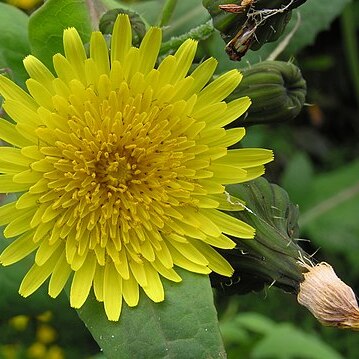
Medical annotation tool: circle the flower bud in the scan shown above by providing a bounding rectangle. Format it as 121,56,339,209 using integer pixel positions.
210,178,306,295
211,178,359,330
99,9,146,46
297,263,359,329
228,60,306,125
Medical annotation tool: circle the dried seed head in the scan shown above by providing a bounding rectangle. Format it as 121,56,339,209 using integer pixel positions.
297,262,359,330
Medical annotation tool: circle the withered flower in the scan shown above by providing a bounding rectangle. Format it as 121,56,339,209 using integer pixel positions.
298,262,359,330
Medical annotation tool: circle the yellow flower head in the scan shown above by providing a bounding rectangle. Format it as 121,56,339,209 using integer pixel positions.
0,15,273,320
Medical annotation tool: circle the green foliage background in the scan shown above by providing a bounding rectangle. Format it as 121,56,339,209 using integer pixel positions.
0,0,358,358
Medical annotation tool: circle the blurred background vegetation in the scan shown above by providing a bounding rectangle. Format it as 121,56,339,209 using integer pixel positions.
0,0,358,358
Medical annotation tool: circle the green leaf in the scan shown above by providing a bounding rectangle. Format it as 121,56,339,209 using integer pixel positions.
77,269,226,359
252,323,344,359
233,312,276,335
220,311,343,359
28,0,115,69
280,152,314,205
298,160,359,272
0,3,30,86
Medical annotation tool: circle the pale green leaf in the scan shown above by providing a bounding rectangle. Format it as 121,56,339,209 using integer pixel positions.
28,0,118,69
0,3,30,86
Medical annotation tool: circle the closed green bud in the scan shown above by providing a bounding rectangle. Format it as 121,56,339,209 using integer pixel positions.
99,9,146,47
229,60,306,125
210,177,306,295
211,178,359,329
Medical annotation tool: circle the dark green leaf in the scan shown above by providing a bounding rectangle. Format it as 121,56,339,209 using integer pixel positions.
77,269,226,359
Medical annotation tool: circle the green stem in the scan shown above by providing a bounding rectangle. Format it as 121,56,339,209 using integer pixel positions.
159,20,214,55
158,0,178,27
340,2,359,107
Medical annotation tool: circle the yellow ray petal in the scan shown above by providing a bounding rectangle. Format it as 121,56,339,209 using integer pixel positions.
48,251,72,298
208,163,248,184
24,55,55,90
113,248,130,280
3,99,39,127
70,252,96,308
53,53,77,83
90,31,110,75
220,148,274,168
166,238,209,266
0,202,18,226
26,78,54,110
138,27,162,75
129,260,147,287
202,209,255,239
0,75,38,112
122,271,139,307
187,57,217,95
151,258,182,283
0,174,31,192
104,261,123,321
93,265,105,302
19,246,62,297
4,208,35,238
205,127,246,148
237,165,266,183
195,69,242,108
63,27,87,81
190,239,234,276
0,147,33,167
172,39,198,83
111,14,132,64
35,239,62,266
209,193,245,212
201,233,236,249
142,262,164,302
0,119,33,148
0,231,39,266
168,242,211,275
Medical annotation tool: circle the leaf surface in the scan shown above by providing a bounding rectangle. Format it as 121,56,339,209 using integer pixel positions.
78,270,226,359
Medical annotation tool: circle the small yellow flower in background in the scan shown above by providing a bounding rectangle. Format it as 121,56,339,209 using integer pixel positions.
0,15,273,320
36,324,57,344
36,310,53,323
46,346,64,359
6,0,42,10
1,344,20,359
27,342,47,359
9,314,30,331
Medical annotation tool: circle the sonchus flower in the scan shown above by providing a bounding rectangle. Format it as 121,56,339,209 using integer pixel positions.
0,14,273,320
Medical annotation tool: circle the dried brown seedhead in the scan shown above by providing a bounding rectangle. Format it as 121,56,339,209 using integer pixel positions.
297,262,359,330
